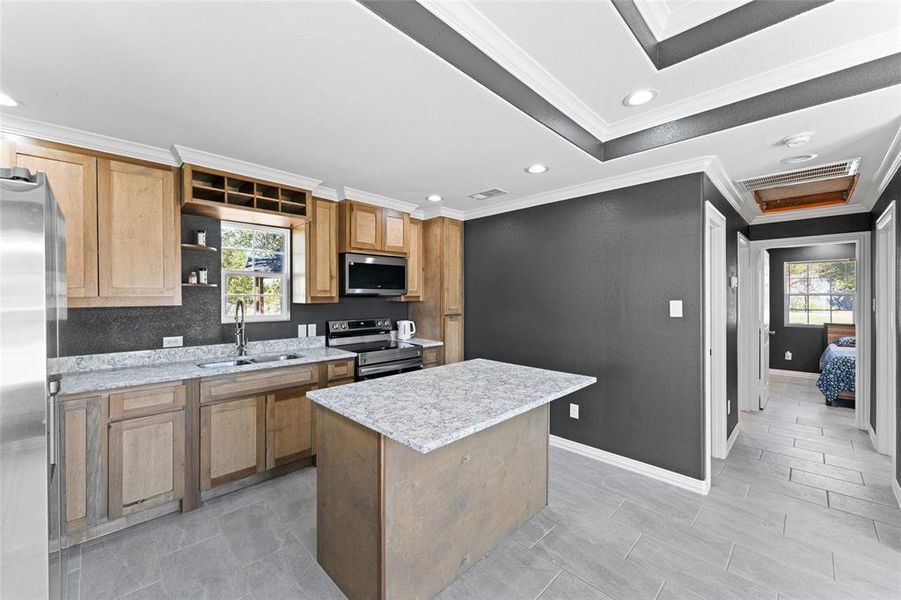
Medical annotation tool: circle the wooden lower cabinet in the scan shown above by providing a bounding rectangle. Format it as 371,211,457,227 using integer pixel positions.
443,315,463,364
61,396,104,533
108,410,185,519
422,346,444,368
200,396,267,491
266,385,316,469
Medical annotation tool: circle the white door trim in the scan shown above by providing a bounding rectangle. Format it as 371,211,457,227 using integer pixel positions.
875,202,897,462
705,202,728,466
737,233,756,413
745,231,872,433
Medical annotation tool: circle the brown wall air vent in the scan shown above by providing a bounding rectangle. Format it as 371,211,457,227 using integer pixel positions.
735,158,861,214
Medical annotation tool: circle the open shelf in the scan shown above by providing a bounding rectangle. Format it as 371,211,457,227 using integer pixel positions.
182,282,218,288
181,243,218,253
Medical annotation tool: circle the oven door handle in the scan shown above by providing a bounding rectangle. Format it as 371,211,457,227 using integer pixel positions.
357,358,423,377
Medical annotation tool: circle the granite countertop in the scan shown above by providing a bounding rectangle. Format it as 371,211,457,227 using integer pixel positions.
60,346,356,395
307,358,595,453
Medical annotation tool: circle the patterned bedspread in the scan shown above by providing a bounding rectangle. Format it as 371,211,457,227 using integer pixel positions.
817,343,855,404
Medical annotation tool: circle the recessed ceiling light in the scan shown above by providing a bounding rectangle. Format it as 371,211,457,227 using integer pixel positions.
782,154,818,164
782,131,814,148
622,89,657,107
524,164,549,174
426,194,442,202
0,92,18,107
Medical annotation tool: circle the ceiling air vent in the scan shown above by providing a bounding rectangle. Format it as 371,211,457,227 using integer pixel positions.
735,158,862,214
468,188,507,201
735,158,860,193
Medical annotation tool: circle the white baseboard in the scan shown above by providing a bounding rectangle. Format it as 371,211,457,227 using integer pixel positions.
726,423,741,456
770,369,820,381
893,477,901,511
549,435,710,496
868,425,878,452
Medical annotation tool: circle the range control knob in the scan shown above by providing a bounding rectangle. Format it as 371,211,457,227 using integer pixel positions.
341,323,347,329
331,323,339,330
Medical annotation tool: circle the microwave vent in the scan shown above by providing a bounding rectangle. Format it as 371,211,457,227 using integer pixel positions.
468,188,507,200
735,158,860,193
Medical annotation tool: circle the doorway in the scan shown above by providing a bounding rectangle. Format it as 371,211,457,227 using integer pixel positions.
874,203,897,467
705,202,727,468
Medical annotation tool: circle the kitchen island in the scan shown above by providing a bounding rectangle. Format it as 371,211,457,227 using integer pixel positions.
307,358,595,600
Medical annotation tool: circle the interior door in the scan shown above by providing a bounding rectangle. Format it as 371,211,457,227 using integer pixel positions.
758,250,771,409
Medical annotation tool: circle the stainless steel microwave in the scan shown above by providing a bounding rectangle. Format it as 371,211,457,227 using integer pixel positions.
341,253,407,296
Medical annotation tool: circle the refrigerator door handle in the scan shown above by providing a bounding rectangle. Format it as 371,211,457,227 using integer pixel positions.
47,377,61,469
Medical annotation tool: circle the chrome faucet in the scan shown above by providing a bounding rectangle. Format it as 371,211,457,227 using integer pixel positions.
234,300,247,356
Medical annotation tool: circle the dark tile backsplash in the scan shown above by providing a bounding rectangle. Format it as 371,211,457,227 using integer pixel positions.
59,215,408,356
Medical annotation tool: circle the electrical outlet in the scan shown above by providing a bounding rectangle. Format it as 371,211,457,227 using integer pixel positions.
163,336,183,348
308,324,317,337
297,324,307,338
785,351,792,361
669,300,683,318
728,399,732,415
569,403,579,419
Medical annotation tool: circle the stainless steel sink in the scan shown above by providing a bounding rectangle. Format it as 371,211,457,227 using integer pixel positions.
250,353,299,363
196,354,298,368
197,358,254,368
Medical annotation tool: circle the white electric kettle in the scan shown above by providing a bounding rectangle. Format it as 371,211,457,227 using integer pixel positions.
397,320,416,340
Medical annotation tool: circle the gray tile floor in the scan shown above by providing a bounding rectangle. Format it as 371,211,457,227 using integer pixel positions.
65,374,901,599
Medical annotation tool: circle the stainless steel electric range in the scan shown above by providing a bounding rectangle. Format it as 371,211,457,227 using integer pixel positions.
326,318,423,380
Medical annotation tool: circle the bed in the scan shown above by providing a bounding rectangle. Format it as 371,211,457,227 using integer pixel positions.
816,323,856,406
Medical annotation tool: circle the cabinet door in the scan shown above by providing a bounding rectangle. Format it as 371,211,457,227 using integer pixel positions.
97,159,180,306
60,396,104,533
348,202,382,251
442,218,463,315
403,219,423,300
382,208,409,255
200,396,266,490
108,411,185,518
4,142,98,301
443,315,463,364
309,197,338,301
265,386,315,469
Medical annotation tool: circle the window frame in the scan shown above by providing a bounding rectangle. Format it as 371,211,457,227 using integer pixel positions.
783,258,856,329
220,221,291,324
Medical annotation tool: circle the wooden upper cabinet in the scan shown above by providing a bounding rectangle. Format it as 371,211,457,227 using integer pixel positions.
294,197,339,304
392,218,423,302
382,209,410,255
442,218,463,315
339,200,410,256
3,141,99,302
345,201,382,252
97,159,180,306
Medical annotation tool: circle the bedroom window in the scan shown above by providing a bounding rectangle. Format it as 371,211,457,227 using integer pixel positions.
221,221,291,323
785,259,855,327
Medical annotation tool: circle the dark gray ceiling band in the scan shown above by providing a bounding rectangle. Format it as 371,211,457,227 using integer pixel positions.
611,0,833,70
605,53,901,159
360,1,900,165
358,0,604,160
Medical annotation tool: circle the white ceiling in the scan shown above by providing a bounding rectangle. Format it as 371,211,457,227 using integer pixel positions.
1,0,899,223
633,0,751,41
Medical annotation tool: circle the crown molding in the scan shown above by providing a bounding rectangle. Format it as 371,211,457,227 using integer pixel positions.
171,145,322,190
702,155,756,223
748,201,871,225
873,121,901,202
0,114,178,165
417,0,610,140
311,186,340,201
338,186,420,214
415,205,465,221
633,0,748,42
464,155,713,220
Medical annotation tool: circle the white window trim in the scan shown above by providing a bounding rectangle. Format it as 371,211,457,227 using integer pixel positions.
783,258,856,329
220,221,291,324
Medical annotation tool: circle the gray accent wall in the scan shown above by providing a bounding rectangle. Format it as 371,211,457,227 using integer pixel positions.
59,215,408,356
868,168,901,489
464,173,746,480
749,213,872,240
768,244,856,373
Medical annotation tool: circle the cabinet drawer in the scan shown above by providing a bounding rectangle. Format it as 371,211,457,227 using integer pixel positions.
201,365,316,403
325,360,355,381
109,383,186,420
422,347,443,366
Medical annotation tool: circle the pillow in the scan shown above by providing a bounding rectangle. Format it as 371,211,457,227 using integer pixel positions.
835,336,856,347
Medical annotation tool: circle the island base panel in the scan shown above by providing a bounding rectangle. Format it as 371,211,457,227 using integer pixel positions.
316,404,549,600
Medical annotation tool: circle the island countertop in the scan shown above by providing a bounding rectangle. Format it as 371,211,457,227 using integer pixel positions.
306,358,596,453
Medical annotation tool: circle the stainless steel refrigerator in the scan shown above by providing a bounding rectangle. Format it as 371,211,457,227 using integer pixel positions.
1,167,67,599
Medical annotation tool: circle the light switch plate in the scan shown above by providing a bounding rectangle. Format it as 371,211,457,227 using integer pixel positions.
669,300,683,318
308,323,317,337
730,276,739,289
163,336,183,348
785,351,792,361
728,400,732,415
569,403,579,419
297,324,307,338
